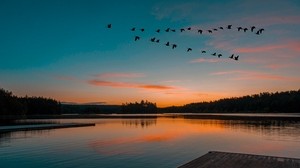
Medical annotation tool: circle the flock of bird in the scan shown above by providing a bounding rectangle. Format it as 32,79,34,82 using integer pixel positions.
106,24,265,61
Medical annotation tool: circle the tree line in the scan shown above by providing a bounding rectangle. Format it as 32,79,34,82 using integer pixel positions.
1,88,300,118
0,88,61,120
121,100,157,113
160,90,300,113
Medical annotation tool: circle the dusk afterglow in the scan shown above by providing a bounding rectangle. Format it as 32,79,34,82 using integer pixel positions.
1,0,300,107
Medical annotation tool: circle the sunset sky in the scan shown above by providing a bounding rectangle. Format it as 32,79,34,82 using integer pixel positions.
1,0,300,107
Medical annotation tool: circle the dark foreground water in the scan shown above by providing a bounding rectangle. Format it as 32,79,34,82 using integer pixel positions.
1,116,300,168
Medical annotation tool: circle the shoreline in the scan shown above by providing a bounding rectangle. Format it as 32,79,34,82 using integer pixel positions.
20,113,300,120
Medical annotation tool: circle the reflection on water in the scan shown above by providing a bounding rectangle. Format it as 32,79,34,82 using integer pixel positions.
184,119,300,142
1,116,300,168
122,119,157,128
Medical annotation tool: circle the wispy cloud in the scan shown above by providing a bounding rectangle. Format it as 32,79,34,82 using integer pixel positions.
263,63,300,70
190,58,222,63
211,70,299,81
88,80,175,90
234,41,300,54
94,72,145,79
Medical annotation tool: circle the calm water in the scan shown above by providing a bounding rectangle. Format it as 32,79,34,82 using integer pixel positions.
1,116,300,168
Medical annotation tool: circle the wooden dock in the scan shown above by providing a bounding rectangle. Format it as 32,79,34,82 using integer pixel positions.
0,123,95,133
178,151,300,168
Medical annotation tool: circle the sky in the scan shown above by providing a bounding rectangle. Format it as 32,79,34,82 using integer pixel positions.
0,0,300,107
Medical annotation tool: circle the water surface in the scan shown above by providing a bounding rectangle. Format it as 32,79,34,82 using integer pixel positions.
1,117,300,168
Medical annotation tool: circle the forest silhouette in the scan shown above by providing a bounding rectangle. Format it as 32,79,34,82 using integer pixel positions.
1,88,300,121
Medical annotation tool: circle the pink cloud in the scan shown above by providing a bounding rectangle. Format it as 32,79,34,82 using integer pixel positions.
94,72,145,78
241,15,300,27
88,80,175,90
190,58,222,63
211,70,300,81
234,41,300,54
264,63,300,70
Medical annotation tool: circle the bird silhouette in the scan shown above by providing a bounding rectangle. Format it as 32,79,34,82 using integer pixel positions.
156,29,160,33
107,24,112,28
165,42,170,46
197,29,203,34
237,27,243,31
134,36,140,41
234,55,239,61
150,37,156,42
156,39,160,43
131,27,136,31
251,26,256,32
218,54,222,58
212,52,216,56
171,29,176,32
256,30,260,35
208,30,213,33
172,44,177,49
187,48,192,52
219,27,224,30
180,28,185,32
243,28,248,32
141,28,145,32
229,54,234,59
187,27,192,30
227,25,232,29
213,28,218,31
165,28,170,32
201,50,206,53
259,28,265,34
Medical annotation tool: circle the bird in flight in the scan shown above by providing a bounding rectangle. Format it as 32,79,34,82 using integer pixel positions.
201,50,206,53
156,29,160,33
172,44,177,49
208,30,213,33
256,30,260,35
198,29,203,34
212,52,216,56
219,27,224,30
171,29,176,32
187,48,192,52
218,54,222,58
141,28,145,32
156,39,160,43
237,27,243,31
150,37,156,42
134,36,140,41
251,26,256,32
107,24,112,28
227,25,232,29
187,27,192,30
165,28,170,32
259,28,265,34
229,54,234,59
131,27,136,31
213,28,218,31
243,28,248,32
165,42,170,46
234,55,239,61
180,28,185,32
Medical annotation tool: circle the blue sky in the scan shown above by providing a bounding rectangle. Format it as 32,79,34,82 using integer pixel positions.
1,0,300,106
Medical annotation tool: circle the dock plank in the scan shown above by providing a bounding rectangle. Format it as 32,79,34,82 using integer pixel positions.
178,151,300,168
0,123,95,133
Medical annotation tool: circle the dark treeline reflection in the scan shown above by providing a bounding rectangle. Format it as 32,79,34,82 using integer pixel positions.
122,119,157,128
185,118,300,140
0,129,52,145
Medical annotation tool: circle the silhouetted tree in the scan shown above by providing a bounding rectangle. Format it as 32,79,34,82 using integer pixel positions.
121,100,157,113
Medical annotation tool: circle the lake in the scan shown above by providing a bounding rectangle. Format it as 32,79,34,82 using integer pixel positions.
1,115,300,168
